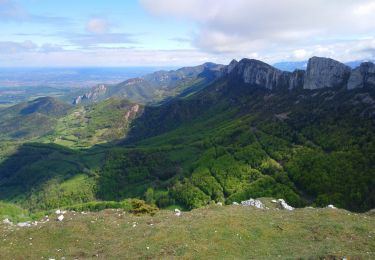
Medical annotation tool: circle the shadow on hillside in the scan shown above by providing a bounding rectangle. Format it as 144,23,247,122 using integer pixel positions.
0,142,99,202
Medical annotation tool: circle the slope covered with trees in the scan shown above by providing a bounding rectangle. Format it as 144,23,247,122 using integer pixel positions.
0,57,374,213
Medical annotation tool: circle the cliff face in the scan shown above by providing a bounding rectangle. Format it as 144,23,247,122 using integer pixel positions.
347,62,375,89
303,57,351,90
228,59,293,90
227,56,374,91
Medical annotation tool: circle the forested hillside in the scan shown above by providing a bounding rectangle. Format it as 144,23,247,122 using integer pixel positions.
0,57,374,213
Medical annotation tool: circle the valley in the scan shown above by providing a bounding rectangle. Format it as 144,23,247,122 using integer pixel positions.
0,56,374,259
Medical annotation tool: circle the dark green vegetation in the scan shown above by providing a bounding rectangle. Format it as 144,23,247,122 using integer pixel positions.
0,97,71,140
0,203,374,259
0,80,374,213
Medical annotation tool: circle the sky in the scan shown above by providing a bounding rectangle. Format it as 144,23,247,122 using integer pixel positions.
1,0,375,67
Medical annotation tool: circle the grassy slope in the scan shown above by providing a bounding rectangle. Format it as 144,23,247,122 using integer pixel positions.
0,203,374,259
41,98,143,148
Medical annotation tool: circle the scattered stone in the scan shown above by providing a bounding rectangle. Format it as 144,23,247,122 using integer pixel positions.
175,209,181,216
240,199,265,209
57,215,64,221
271,199,277,203
17,222,31,227
217,202,223,206
232,202,239,205
55,210,61,214
327,204,336,209
3,218,13,225
277,199,294,211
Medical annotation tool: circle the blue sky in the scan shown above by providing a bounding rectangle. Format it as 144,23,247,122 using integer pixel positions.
1,0,375,67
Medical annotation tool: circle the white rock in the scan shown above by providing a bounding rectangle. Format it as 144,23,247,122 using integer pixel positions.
232,202,239,205
3,218,13,225
175,209,181,216
327,204,336,209
217,202,223,206
240,199,265,209
277,199,294,211
271,199,277,203
61,211,67,214
17,222,31,227
55,209,61,214
57,215,64,221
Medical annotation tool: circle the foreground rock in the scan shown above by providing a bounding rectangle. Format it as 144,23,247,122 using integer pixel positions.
276,199,294,210
3,218,13,225
240,199,265,209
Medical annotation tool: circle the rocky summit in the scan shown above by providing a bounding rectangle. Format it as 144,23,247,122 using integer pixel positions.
227,56,374,91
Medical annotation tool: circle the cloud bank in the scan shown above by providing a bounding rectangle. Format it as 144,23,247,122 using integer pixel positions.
140,0,375,62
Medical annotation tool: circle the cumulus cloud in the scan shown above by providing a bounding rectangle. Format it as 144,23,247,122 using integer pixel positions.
86,18,109,34
140,0,375,62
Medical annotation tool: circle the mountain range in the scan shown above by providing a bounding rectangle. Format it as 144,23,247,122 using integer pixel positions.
0,56,374,213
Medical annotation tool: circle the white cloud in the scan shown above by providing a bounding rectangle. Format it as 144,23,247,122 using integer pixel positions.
86,18,109,34
140,0,375,62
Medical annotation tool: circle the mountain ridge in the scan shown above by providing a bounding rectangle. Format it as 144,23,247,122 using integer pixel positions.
0,56,374,213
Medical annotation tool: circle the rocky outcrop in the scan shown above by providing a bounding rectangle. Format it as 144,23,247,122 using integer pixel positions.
347,62,375,89
240,198,265,209
228,59,293,90
73,84,107,105
303,57,351,90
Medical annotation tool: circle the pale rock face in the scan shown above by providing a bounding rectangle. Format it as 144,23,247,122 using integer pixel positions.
234,59,287,90
304,57,351,90
227,58,304,90
347,62,375,89
57,215,64,221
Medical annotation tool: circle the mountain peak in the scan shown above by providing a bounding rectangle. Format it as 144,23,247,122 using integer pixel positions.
303,57,351,90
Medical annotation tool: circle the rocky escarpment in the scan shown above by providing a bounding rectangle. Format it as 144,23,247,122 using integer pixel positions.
303,57,351,90
347,62,375,89
228,59,290,90
227,58,305,90
228,56,374,91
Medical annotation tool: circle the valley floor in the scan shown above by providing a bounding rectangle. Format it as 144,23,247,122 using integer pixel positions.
0,203,374,259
